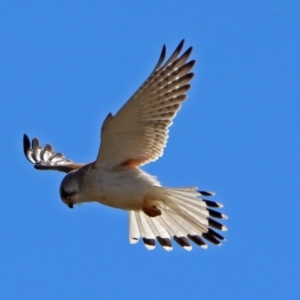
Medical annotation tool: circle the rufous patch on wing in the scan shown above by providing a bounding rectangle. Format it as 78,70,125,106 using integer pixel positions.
121,158,146,167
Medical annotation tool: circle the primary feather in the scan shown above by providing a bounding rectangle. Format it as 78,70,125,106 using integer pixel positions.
96,40,195,168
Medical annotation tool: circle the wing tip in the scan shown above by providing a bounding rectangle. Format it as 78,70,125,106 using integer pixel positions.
154,44,167,70
22,134,78,173
178,39,185,51
23,134,30,155
23,133,36,163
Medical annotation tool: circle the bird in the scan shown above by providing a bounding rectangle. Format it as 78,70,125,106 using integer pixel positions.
23,40,227,251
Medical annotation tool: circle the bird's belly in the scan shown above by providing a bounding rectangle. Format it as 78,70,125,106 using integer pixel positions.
85,168,161,211
96,191,144,210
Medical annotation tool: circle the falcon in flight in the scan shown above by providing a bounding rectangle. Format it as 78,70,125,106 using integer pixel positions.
23,40,227,251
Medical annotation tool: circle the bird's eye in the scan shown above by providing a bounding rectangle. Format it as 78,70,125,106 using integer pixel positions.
60,186,71,200
60,186,75,208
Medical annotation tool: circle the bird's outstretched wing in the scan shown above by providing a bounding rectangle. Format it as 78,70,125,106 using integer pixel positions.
23,134,84,173
96,40,195,168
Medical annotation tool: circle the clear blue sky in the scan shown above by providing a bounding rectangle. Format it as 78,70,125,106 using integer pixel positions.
1,1,299,299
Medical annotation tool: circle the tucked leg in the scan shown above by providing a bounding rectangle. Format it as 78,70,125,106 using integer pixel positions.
142,198,162,217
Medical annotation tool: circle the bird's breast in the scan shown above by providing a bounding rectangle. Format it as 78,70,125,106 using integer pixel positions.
81,167,161,210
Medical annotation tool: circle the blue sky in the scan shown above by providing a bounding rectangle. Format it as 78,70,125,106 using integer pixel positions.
1,1,299,299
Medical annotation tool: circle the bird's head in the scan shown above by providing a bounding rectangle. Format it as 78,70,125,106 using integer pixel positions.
59,171,81,208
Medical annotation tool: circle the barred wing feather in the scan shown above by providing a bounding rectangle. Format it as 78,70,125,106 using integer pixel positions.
23,134,83,173
96,40,195,168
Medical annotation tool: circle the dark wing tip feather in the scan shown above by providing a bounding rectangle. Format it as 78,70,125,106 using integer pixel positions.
185,72,194,81
23,134,81,173
176,39,185,52
164,40,186,66
154,44,166,70
170,39,185,60
176,39,185,54
182,46,193,59
184,60,196,70
23,134,31,161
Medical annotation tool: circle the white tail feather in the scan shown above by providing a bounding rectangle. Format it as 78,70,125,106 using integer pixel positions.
129,211,140,244
136,211,156,250
160,210,192,251
145,215,172,251
128,187,227,251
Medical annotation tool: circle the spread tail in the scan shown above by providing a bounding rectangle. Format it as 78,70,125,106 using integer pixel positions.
129,187,228,251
